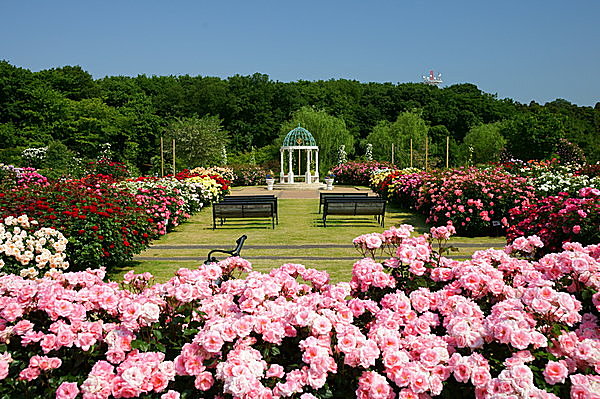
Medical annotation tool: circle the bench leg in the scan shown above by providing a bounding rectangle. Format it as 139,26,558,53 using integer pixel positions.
323,215,327,227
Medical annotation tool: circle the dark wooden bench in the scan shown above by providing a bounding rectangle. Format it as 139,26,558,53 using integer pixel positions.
212,201,275,229
319,192,369,213
322,198,386,227
223,195,278,224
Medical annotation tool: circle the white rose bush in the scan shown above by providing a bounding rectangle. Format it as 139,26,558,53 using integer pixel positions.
0,215,69,278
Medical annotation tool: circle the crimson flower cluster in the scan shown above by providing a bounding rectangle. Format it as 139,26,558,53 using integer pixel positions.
507,187,600,256
85,159,131,180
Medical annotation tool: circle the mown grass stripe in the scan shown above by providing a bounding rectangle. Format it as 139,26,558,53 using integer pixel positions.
135,255,473,261
149,242,503,249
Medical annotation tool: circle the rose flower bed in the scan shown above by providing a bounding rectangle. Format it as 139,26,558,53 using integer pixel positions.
370,169,429,209
415,167,536,236
330,161,394,186
507,187,600,257
0,178,157,271
0,225,598,398
0,166,229,272
117,171,229,236
0,215,69,278
369,166,536,236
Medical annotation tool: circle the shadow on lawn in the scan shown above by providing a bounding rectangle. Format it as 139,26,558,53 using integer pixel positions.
107,260,141,282
313,217,384,228
209,220,275,230
386,204,429,233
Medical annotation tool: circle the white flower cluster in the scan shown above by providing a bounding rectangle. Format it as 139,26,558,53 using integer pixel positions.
21,147,48,164
98,143,113,161
0,215,69,278
337,145,347,164
530,171,600,197
365,143,373,162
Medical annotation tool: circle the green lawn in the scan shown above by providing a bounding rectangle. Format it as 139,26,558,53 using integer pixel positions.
108,199,505,283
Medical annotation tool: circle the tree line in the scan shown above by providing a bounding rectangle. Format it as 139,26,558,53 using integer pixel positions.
1,60,598,175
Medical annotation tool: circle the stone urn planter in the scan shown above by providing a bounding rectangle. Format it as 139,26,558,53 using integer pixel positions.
266,177,275,190
324,177,334,191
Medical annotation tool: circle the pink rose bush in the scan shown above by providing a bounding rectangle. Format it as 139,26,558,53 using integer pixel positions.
0,225,598,398
369,167,536,236
415,167,536,236
371,169,427,209
0,164,49,191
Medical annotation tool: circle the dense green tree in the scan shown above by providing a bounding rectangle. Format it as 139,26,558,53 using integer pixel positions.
112,96,162,170
97,75,147,107
0,61,598,171
55,98,120,158
501,111,566,161
225,73,278,150
0,123,18,148
544,98,600,162
0,61,37,124
40,141,79,179
35,65,98,100
463,122,507,164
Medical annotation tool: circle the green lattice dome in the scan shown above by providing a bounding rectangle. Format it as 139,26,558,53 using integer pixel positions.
283,124,317,147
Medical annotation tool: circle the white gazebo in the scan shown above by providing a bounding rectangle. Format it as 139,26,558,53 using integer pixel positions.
280,124,320,184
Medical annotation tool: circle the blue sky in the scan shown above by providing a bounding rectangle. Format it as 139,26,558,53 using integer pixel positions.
1,0,599,106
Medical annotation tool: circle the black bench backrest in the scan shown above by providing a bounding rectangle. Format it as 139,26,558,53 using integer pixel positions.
324,198,386,215
320,192,368,202
213,201,274,217
319,192,369,212
222,196,278,216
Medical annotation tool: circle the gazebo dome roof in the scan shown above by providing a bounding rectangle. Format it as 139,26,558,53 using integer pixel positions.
283,124,317,147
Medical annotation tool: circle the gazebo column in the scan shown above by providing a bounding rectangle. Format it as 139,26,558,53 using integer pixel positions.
280,149,285,182
305,148,311,183
288,149,294,183
315,148,319,181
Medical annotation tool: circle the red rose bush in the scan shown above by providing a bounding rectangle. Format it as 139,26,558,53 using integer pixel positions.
507,187,600,257
0,225,598,398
